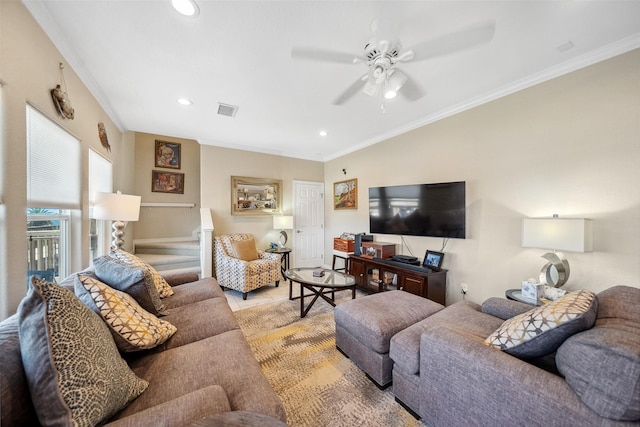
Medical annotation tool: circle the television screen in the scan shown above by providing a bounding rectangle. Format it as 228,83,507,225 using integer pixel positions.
369,181,466,238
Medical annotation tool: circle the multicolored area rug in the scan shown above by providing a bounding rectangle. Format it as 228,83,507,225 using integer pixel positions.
234,294,426,427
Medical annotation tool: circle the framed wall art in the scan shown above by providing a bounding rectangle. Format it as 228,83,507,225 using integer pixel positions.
155,140,181,169
231,176,282,216
333,178,357,210
152,170,184,194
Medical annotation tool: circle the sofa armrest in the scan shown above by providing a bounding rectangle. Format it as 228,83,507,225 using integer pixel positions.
418,327,607,426
105,385,231,427
162,272,200,287
481,297,532,320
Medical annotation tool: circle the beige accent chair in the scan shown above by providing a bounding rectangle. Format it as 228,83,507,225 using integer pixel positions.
214,233,281,300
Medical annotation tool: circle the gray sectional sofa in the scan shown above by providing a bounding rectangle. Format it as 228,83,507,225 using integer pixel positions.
389,285,640,426
1,264,286,426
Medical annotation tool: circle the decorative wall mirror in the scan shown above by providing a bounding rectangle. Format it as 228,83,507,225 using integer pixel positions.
231,176,283,216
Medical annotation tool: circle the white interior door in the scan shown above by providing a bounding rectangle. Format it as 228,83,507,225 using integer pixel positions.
292,181,324,268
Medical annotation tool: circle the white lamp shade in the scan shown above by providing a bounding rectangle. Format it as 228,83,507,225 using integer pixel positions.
273,215,293,230
522,218,593,253
92,192,141,222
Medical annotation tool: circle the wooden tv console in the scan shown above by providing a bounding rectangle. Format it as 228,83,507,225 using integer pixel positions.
348,254,447,305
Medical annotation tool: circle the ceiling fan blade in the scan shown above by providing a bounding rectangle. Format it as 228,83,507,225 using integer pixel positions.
333,74,368,105
397,71,425,102
408,20,496,63
292,46,363,64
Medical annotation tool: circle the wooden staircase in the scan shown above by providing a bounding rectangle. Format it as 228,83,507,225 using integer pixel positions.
134,240,200,277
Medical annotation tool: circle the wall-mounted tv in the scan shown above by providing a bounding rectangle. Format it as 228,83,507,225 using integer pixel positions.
369,181,466,239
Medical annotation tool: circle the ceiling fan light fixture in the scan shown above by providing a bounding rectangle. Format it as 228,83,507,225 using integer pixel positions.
384,71,408,99
171,0,200,17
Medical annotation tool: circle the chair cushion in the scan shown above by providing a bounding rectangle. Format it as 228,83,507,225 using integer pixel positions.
18,277,148,426
75,274,177,352
111,250,174,298
94,255,167,316
483,290,597,358
231,238,259,261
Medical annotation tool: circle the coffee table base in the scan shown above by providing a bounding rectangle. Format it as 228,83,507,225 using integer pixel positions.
290,282,356,318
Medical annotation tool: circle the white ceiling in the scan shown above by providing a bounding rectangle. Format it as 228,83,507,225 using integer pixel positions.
25,1,640,162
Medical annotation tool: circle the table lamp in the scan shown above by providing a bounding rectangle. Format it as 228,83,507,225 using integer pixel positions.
521,215,593,287
273,215,294,248
92,191,141,250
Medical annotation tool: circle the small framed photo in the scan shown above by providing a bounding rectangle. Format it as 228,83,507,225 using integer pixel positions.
155,140,181,169
333,178,357,210
423,250,444,270
152,170,184,194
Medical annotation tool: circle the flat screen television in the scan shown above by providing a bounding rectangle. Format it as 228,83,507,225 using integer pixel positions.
369,181,466,238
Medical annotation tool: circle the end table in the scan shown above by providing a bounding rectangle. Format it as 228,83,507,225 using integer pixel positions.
265,247,291,284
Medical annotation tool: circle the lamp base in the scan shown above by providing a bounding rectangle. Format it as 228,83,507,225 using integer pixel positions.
539,251,570,288
278,230,288,248
111,220,126,251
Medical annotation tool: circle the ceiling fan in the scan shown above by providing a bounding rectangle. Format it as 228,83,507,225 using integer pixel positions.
292,19,496,111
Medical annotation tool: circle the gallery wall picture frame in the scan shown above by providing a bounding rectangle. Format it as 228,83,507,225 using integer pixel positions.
231,176,282,216
155,140,181,169
333,178,358,210
152,170,185,194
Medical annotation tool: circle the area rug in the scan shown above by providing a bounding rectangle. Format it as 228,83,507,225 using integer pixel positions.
234,294,426,427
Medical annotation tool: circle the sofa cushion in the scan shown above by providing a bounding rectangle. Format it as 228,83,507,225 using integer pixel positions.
18,277,148,426
163,277,224,309
111,249,174,298
481,297,533,320
75,274,177,352
483,290,597,358
105,385,231,427
231,238,259,261
94,255,167,316
0,314,39,426
556,285,640,421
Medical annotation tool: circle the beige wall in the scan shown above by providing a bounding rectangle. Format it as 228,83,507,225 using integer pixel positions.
325,49,640,305
0,1,133,319
200,146,324,253
133,132,201,240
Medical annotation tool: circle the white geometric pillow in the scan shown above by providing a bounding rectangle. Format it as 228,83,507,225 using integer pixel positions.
76,275,177,352
483,290,597,358
110,250,174,298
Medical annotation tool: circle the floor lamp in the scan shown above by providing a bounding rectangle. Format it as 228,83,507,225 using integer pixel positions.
92,191,141,251
521,215,593,288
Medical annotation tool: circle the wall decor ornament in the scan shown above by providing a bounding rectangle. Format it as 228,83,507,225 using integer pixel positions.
155,140,181,169
333,178,358,210
50,63,74,120
152,170,184,194
231,176,282,216
97,122,111,152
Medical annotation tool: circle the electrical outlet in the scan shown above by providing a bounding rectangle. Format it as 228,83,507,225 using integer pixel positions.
461,283,468,294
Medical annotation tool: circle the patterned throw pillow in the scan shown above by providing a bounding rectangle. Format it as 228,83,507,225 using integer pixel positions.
111,250,174,298
18,277,148,426
75,275,177,352
483,290,598,358
94,255,167,316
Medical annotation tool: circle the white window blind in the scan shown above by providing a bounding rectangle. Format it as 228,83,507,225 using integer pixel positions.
88,149,113,203
26,105,81,209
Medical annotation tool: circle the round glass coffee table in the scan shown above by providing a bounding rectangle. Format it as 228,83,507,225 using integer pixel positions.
285,267,356,318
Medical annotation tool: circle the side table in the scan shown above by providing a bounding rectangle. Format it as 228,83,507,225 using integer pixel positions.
265,247,291,283
505,289,544,306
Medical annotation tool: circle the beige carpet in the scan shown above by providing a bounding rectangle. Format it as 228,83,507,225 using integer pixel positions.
234,293,426,427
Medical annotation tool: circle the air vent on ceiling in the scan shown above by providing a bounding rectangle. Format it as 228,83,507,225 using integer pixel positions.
218,103,239,117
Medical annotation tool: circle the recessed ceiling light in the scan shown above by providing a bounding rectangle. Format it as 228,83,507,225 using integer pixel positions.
171,0,200,17
177,97,193,106
319,130,328,137
556,40,574,53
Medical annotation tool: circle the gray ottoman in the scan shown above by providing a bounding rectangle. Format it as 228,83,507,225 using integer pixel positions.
334,290,444,388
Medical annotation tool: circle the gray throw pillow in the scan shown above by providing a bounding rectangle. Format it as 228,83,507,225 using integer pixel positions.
483,290,598,358
18,277,148,426
93,255,167,316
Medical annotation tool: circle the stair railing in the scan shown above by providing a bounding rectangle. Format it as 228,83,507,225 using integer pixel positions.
199,208,214,278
